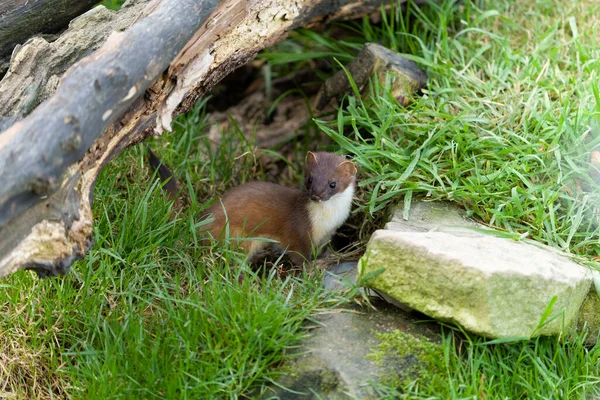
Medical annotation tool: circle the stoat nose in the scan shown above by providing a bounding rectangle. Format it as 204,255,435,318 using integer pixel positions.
310,194,322,202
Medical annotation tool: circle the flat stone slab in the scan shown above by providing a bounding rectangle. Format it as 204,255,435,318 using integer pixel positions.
359,200,597,339
322,261,359,292
262,300,441,399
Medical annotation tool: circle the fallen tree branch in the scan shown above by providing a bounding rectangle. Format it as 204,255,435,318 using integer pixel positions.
0,0,220,277
0,1,153,132
0,0,98,76
0,0,411,278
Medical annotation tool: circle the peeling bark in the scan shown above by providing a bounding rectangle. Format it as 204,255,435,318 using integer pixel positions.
0,0,99,76
0,1,154,132
0,0,411,278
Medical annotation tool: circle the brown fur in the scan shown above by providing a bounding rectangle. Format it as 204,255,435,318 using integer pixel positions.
204,152,357,263
204,182,312,260
304,152,357,201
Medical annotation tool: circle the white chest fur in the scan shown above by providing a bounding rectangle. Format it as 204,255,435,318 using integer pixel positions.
307,184,355,247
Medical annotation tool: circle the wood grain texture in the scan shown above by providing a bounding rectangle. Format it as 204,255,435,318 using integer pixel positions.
0,1,154,133
0,0,220,277
0,0,98,75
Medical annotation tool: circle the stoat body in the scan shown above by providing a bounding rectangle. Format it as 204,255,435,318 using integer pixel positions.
204,152,357,263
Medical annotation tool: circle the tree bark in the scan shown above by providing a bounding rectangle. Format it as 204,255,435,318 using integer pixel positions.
0,0,155,133
0,0,408,278
0,0,99,76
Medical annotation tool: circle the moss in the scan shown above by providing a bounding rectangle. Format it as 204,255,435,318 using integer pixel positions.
576,289,600,345
271,358,344,397
367,330,443,390
318,368,341,393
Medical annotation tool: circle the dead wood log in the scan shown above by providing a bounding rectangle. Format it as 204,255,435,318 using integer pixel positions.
0,0,99,76
0,0,411,279
0,0,221,277
314,43,428,110
0,1,154,133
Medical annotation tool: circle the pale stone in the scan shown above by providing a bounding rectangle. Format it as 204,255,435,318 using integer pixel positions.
262,300,441,399
359,200,596,339
384,200,484,234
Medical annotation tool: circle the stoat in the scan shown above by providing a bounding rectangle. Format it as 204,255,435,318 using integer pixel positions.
204,151,357,263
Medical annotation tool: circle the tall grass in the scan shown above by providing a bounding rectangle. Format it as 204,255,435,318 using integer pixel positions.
262,0,600,397
0,101,344,398
265,0,600,260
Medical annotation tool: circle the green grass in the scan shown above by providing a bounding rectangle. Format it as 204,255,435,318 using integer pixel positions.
0,102,348,398
2,0,600,398
261,0,600,397
99,0,126,11
335,0,600,259
265,0,600,260
370,328,600,399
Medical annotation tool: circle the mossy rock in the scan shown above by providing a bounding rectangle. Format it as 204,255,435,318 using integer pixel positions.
262,301,441,399
576,286,600,345
367,330,443,389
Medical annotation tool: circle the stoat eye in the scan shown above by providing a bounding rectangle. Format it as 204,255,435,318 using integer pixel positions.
307,177,313,185
329,182,336,189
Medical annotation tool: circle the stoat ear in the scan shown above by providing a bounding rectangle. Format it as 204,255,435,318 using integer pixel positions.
306,151,318,168
336,160,357,177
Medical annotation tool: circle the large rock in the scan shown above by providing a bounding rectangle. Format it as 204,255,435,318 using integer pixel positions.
359,200,597,339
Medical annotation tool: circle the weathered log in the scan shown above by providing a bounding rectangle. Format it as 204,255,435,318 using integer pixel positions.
314,43,427,110
0,0,409,278
0,0,221,277
0,0,98,76
0,1,154,133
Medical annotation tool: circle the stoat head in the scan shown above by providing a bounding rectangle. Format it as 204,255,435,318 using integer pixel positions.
304,151,357,203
